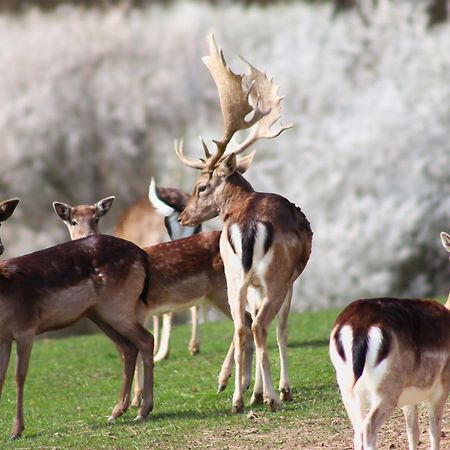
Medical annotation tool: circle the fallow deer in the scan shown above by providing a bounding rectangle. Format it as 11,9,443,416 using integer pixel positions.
0,233,154,439
175,34,313,412
132,231,255,407
53,196,115,240
329,232,450,450
51,195,252,407
53,190,202,361
0,199,19,255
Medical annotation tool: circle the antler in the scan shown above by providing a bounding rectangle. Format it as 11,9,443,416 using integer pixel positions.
228,60,293,158
175,34,291,171
202,33,270,169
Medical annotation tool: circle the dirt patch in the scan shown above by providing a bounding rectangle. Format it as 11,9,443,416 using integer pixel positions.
188,403,450,449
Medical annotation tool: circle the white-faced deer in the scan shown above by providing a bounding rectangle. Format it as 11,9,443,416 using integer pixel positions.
132,231,254,408
0,233,154,439
0,199,19,255
53,197,115,240
175,35,313,413
329,232,450,450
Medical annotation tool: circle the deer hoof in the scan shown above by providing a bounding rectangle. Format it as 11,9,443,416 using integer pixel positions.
231,402,244,414
266,398,281,412
107,416,116,423
10,434,21,440
134,415,145,423
280,388,293,402
189,344,200,355
250,392,264,405
217,383,227,393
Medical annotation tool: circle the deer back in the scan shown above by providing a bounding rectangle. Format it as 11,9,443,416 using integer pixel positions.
0,234,149,338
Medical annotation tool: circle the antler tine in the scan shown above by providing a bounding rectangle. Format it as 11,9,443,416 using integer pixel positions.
202,34,268,169
199,136,212,159
228,60,293,158
174,139,205,170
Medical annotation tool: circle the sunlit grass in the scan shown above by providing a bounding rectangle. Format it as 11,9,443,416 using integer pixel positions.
0,308,344,448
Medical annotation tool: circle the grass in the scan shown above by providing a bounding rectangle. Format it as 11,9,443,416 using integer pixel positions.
0,308,345,448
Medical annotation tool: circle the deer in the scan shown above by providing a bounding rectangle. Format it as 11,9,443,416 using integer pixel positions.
329,232,450,450
51,194,254,407
53,189,203,361
132,230,255,407
175,34,313,413
115,184,203,361
0,199,19,255
0,231,154,439
53,196,115,240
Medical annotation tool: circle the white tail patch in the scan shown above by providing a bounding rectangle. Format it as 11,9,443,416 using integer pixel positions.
148,177,175,217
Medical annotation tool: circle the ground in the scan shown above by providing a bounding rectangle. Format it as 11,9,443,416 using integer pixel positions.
189,403,450,449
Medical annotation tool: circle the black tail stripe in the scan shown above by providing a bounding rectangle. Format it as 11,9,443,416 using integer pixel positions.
242,223,257,273
227,226,236,254
352,331,368,383
334,328,346,362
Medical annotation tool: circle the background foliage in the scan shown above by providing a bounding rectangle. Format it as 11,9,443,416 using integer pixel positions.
0,0,449,309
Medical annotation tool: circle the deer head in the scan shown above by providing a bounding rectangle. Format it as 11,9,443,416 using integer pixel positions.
175,34,292,226
0,198,19,255
53,196,115,240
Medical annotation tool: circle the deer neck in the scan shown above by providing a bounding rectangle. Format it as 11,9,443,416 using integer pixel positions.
215,172,254,223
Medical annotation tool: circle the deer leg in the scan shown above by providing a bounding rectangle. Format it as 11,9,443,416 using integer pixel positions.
429,389,449,450
339,387,364,450
123,324,154,421
218,341,234,392
252,285,289,412
90,317,138,421
277,286,293,402
0,339,12,401
363,398,396,450
152,315,160,356
402,405,419,450
11,337,33,440
228,282,248,414
188,305,200,355
154,312,172,362
131,352,143,407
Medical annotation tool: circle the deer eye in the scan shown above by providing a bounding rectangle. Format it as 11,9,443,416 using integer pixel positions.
71,220,77,226
198,185,207,194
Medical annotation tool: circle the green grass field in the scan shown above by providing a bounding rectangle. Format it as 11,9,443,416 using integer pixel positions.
0,309,345,448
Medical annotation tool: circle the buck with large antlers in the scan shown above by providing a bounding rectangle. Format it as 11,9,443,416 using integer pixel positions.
329,232,450,450
0,233,154,439
176,34,312,412
0,198,19,255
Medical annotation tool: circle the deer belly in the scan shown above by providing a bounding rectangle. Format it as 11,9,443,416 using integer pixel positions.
37,283,97,332
397,382,444,407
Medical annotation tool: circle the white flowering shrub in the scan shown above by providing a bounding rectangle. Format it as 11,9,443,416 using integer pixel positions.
0,0,449,309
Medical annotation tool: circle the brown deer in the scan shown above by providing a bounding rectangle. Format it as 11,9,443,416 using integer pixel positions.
53,197,115,240
175,34,312,412
329,232,450,450
115,184,202,361
0,199,19,255
0,232,154,439
132,231,255,407
51,195,253,406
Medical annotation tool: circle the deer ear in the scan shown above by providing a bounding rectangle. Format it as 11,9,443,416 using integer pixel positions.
53,202,72,221
216,153,236,178
236,151,255,174
441,232,450,253
0,198,19,222
96,196,115,217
